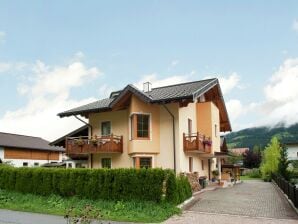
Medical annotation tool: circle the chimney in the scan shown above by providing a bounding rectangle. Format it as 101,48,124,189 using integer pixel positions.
143,82,152,92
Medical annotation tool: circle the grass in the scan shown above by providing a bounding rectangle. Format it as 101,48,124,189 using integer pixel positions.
0,189,180,223
240,175,262,180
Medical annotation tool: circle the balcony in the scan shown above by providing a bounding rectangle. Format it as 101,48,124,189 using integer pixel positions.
66,134,123,155
183,132,211,153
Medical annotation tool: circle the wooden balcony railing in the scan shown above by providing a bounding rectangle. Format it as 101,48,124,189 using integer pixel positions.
183,132,212,153
66,134,123,155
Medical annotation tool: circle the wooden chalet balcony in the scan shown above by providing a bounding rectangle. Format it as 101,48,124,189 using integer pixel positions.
183,132,212,153
66,134,123,155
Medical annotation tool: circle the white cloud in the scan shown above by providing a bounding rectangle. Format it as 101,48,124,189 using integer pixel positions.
218,73,240,95
226,99,243,122
0,56,101,141
134,73,192,90
256,58,298,126
293,19,298,32
171,60,179,67
0,62,11,73
0,31,6,43
98,84,116,98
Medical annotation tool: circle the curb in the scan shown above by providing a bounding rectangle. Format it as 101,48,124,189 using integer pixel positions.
177,186,219,210
272,181,298,215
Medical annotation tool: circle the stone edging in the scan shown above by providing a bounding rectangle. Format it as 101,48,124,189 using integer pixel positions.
177,186,219,210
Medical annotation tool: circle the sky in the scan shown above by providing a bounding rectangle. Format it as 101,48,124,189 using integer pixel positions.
0,1,298,141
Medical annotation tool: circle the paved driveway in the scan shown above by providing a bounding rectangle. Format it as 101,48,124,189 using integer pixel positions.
166,180,298,224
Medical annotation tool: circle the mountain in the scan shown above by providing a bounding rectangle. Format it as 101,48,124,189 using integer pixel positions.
225,123,298,150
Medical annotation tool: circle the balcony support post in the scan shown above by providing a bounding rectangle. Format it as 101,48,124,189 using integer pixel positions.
196,132,199,150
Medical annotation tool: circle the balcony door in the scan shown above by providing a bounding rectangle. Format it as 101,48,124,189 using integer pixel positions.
101,121,111,136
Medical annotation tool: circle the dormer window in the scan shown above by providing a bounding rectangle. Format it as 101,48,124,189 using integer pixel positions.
131,114,150,140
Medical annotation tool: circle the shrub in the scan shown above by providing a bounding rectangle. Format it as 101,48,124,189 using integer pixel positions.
247,168,261,178
165,170,178,204
0,167,191,204
165,171,192,204
176,175,192,204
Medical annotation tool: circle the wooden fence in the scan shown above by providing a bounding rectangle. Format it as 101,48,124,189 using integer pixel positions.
272,174,298,208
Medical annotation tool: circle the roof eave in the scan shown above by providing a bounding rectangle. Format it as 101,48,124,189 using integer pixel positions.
58,107,111,118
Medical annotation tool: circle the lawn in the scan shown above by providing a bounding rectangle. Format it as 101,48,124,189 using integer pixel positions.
0,189,180,223
240,175,261,180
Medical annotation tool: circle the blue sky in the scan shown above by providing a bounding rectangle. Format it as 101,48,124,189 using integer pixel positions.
0,1,298,140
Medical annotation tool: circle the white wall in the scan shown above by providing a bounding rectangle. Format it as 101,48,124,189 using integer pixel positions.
2,158,62,167
156,103,178,170
0,147,4,161
178,102,197,173
287,145,298,160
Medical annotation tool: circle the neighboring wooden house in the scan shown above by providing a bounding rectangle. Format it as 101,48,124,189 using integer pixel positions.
229,148,249,156
57,78,232,180
0,132,64,167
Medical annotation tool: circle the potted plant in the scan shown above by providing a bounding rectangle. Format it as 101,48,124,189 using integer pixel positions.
211,169,219,182
74,138,84,146
90,135,98,145
203,139,212,146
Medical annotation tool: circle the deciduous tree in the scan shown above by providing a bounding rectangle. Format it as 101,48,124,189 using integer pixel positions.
260,137,281,179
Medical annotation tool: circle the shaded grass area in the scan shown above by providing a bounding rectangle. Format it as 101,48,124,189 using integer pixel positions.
240,175,261,180
0,189,180,223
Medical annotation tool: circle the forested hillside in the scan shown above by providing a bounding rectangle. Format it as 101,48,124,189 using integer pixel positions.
225,123,298,150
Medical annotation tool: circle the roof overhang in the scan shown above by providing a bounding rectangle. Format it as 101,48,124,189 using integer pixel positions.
193,79,232,132
57,79,232,132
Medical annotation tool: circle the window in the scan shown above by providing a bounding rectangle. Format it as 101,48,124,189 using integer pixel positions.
131,114,150,139
140,157,152,169
188,119,192,135
101,121,111,136
101,158,111,169
23,162,28,167
189,157,193,172
68,163,72,168
34,162,39,167
201,160,204,170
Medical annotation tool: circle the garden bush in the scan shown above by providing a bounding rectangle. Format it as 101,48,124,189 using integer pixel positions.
165,171,192,204
0,167,191,204
246,168,261,178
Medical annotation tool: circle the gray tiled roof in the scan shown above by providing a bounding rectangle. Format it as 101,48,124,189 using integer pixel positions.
59,78,218,117
149,79,216,101
0,132,64,152
59,98,113,116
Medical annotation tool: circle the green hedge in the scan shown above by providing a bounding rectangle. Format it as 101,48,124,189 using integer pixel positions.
165,171,192,204
0,167,192,204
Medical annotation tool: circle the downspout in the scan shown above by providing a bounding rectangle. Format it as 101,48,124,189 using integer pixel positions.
74,115,93,168
162,104,176,173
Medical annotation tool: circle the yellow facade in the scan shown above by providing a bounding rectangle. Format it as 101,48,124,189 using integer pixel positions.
87,94,221,177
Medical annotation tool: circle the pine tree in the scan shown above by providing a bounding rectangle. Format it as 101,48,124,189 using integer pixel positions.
278,145,290,180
